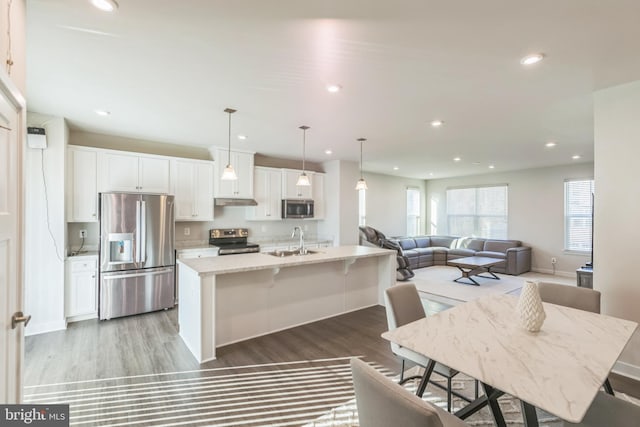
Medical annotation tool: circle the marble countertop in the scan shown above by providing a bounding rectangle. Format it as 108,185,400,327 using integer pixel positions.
382,294,638,423
177,245,394,276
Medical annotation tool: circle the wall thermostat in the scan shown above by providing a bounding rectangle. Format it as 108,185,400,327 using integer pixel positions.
27,127,47,149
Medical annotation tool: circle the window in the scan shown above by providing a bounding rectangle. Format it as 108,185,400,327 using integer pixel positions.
406,187,421,236
446,185,508,238
564,179,594,252
358,188,366,227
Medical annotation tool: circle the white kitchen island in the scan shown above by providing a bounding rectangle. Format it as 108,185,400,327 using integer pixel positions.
177,245,396,363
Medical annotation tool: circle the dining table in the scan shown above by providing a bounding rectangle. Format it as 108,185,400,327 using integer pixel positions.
381,294,637,426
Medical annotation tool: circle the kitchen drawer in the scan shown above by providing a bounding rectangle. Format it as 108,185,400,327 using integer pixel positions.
176,247,219,259
70,257,97,273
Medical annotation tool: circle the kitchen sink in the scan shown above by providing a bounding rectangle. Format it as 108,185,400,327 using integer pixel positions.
264,249,321,257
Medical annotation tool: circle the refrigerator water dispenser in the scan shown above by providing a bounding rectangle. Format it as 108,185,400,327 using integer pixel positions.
108,233,133,264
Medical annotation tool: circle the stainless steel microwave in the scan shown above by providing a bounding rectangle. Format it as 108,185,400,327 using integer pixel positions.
282,199,314,218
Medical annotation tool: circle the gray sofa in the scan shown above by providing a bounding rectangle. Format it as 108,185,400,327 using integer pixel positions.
392,235,531,275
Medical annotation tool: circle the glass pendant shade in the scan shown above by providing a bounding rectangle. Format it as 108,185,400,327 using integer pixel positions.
297,125,311,186
221,164,237,181
221,108,238,181
355,137,368,191
296,172,311,186
355,178,368,191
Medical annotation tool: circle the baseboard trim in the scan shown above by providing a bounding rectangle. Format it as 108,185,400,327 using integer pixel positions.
25,319,66,336
612,361,640,381
531,268,574,278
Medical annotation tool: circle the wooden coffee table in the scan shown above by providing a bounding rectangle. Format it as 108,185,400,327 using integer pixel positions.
447,256,504,286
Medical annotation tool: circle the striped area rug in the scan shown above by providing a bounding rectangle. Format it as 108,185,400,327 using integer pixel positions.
24,357,560,427
23,357,374,427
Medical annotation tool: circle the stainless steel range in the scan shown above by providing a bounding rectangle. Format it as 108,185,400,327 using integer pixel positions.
209,228,260,255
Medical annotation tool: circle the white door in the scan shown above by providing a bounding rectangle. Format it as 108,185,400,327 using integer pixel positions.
68,148,97,222
193,162,214,220
173,159,196,219
0,76,26,403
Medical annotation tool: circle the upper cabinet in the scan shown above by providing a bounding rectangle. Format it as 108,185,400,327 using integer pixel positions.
281,169,313,200
312,172,325,220
67,146,98,222
247,167,282,221
98,152,171,194
212,147,254,198
172,159,214,221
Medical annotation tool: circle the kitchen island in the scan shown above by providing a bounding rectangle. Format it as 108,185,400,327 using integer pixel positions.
177,245,396,363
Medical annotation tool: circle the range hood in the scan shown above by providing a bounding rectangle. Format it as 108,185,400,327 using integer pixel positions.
215,198,258,207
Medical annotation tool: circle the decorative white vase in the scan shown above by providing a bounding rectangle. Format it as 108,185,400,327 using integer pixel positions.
517,281,546,332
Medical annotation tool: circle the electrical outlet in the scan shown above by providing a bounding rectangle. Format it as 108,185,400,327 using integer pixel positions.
184,227,190,236
551,257,557,265
79,229,87,238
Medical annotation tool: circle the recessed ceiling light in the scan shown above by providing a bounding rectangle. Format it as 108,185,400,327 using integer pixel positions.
520,53,545,66
545,141,557,148
429,172,434,176
326,84,342,93
95,110,111,116
393,166,399,170
489,165,496,169
430,120,444,128
90,0,119,12
453,157,461,162
572,155,581,160
237,135,247,140
324,149,333,155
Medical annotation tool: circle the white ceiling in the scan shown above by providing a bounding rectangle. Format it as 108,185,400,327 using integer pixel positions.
26,0,640,179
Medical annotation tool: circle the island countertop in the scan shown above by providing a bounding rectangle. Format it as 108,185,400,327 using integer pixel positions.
177,245,395,276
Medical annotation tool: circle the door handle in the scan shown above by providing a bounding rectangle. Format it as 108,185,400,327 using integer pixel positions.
11,312,31,329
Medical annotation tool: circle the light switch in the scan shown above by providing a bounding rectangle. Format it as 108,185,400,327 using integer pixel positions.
184,227,190,236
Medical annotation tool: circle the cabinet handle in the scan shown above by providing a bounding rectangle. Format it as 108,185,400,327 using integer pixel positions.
92,213,96,217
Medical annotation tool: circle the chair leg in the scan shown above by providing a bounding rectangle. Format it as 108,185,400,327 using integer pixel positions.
604,378,615,396
475,379,479,399
447,376,452,412
399,359,405,383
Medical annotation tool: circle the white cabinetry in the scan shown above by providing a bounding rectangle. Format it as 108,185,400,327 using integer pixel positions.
172,159,214,221
312,172,325,220
65,255,98,322
212,148,254,198
281,169,313,199
247,167,282,220
67,146,98,222
98,152,171,193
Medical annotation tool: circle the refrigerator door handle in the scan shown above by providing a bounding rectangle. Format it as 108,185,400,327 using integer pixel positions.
101,267,174,280
135,200,141,262
140,200,147,263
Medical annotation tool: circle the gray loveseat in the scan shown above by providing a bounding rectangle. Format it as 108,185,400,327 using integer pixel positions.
391,235,531,275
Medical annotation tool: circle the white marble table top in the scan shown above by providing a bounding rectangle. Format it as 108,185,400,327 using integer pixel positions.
382,294,637,423
177,245,395,276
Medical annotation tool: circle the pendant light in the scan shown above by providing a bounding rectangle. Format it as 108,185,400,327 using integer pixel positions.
296,125,311,186
355,138,368,190
221,108,238,181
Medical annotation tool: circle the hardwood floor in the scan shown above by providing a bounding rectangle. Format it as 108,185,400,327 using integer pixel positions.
24,296,640,426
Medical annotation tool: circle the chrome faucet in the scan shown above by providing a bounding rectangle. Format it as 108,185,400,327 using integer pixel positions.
292,226,307,255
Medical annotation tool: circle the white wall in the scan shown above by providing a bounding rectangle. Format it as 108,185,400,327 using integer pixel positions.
317,160,359,246
0,0,26,95
365,172,426,237
426,163,593,276
594,80,640,375
24,113,67,335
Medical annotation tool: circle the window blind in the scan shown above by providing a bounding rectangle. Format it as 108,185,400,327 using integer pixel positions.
446,185,508,239
565,179,594,252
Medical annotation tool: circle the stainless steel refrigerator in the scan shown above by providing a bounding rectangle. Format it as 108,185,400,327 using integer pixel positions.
98,192,175,320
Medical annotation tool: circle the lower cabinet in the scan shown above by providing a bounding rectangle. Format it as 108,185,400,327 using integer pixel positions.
65,255,98,322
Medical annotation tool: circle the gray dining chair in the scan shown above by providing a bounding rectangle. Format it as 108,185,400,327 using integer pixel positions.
563,391,640,426
351,358,469,427
384,283,477,412
537,282,614,395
